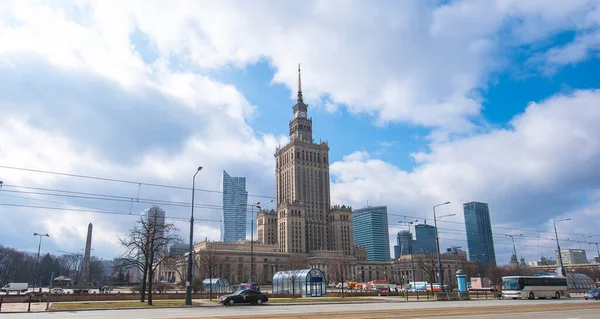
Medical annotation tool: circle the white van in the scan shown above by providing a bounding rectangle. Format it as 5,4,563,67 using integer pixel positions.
0,283,28,292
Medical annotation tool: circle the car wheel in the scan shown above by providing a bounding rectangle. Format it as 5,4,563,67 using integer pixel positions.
528,292,534,300
585,297,589,300
228,299,235,306
554,292,560,299
257,299,263,305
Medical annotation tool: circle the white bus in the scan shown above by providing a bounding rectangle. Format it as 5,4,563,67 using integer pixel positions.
502,276,568,300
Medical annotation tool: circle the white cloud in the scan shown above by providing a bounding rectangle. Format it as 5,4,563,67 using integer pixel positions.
330,89,600,261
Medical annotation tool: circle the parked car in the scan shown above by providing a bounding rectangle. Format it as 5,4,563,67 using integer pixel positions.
584,288,600,300
219,289,268,306
51,288,64,294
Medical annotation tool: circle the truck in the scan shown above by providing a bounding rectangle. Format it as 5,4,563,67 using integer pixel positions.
0,283,28,292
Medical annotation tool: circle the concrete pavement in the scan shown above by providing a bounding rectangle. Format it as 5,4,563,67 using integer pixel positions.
0,297,598,318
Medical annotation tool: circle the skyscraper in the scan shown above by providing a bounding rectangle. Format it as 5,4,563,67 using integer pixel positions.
221,170,248,243
140,206,166,263
274,65,332,253
463,201,496,266
352,206,390,262
394,230,413,259
414,224,437,254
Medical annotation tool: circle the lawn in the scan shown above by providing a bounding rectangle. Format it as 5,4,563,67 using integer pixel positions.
50,300,186,310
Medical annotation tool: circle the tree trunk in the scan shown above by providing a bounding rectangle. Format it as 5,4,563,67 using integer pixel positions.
147,268,154,306
140,264,148,302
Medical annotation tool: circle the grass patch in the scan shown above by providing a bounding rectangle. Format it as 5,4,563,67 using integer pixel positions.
268,297,374,303
50,300,185,310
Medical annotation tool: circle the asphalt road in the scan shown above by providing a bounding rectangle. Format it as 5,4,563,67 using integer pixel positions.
449,309,599,319
1,298,597,318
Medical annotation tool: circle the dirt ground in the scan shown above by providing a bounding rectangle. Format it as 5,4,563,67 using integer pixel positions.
186,302,600,319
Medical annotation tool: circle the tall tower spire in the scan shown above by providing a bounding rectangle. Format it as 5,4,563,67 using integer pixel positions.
297,63,303,102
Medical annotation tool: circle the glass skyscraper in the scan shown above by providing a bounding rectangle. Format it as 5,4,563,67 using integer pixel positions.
352,206,390,262
414,224,437,254
221,170,248,243
394,230,413,259
463,201,496,266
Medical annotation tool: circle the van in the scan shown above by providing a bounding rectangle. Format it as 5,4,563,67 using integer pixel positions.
0,283,28,292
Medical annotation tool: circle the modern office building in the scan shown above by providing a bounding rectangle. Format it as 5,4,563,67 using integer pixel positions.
352,206,390,262
168,243,189,257
394,230,413,259
140,206,166,263
413,224,437,254
221,170,248,243
556,249,589,265
463,201,497,266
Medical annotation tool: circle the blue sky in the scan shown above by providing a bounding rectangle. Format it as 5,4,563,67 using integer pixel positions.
0,0,600,266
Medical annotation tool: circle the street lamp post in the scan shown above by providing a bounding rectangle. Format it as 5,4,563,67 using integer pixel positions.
398,219,418,284
553,218,571,277
185,166,202,306
505,234,523,274
433,201,452,292
32,233,49,291
241,202,261,284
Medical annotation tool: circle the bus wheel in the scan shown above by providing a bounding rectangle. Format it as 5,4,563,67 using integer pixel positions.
528,292,534,300
554,292,560,299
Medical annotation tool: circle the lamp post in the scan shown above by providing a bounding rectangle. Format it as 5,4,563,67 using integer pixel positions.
553,218,570,277
241,202,261,284
32,233,49,291
433,201,452,292
398,219,418,284
505,234,523,274
185,166,202,306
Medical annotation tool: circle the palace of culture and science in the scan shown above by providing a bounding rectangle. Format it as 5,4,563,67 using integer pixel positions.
167,66,466,287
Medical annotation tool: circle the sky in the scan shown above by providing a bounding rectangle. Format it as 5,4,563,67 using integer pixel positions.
1,0,600,266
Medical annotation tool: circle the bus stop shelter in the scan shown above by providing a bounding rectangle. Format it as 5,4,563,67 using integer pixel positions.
203,278,230,293
272,268,327,297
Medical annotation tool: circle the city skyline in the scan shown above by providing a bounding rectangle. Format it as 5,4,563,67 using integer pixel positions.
0,1,599,266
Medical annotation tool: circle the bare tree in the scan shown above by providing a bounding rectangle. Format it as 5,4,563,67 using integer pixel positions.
198,246,223,300
281,254,307,297
119,205,179,305
416,254,437,293
484,265,505,288
329,257,352,298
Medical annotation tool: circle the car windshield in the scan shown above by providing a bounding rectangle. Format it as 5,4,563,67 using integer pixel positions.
502,278,522,290
233,289,246,295
587,288,598,293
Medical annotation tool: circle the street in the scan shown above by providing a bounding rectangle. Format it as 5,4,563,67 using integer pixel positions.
1,297,599,318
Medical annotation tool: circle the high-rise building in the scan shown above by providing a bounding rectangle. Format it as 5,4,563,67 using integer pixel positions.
413,224,437,254
274,65,332,253
556,249,589,265
352,206,390,262
463,201,496,266
140,206,166,263
221,170,248,243
257,209,278,245
394,230,413,259
169,243,188,257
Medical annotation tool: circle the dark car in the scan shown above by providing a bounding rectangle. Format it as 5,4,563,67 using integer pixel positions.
584,288,600,300
219,289,268,306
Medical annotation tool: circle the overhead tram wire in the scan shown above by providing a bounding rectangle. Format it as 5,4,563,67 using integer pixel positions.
0,165,275,199
0,165,596,239
388,212,600,239
1,186,223,211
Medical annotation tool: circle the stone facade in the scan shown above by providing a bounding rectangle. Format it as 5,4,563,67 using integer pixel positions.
257,209,277,246
327,205,354,255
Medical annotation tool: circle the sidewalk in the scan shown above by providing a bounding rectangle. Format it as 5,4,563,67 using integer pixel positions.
0,302,50,313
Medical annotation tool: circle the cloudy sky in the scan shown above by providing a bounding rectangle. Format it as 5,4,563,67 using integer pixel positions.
1,0,599,265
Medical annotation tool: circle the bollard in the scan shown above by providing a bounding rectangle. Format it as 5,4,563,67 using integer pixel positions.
27,294,32,312
0,294,3,312
485,291,488,299
426,290,429,300
405,291,408,301
416,291,419,300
